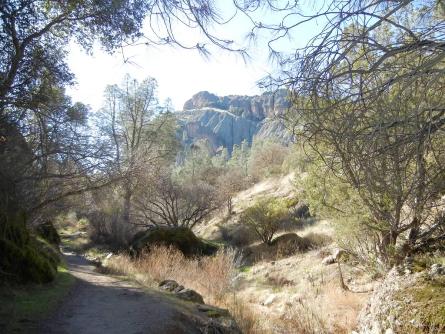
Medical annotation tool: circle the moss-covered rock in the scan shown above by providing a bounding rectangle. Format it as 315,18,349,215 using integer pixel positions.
0,237,57,284
0,214,59,284
36,221,61,246
130,227,218,257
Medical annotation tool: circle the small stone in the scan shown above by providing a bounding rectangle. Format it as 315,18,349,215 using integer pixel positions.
322,255,336,265
429,263,444,276
262,295,276,306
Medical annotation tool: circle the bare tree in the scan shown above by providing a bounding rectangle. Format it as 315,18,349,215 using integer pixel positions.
134,171,220,229
98,75,177,225
216,168,248,214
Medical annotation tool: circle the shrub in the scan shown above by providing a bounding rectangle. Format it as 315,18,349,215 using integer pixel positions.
247,139,289,180
241,197,289,245
219,223,259,247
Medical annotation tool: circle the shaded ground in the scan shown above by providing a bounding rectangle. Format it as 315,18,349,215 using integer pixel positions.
39,253,204,334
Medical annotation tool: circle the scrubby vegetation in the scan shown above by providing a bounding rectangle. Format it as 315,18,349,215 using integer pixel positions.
1,0,444,333
241,197,290,245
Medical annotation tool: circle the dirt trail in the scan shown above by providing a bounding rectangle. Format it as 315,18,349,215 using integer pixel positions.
40,253,203,334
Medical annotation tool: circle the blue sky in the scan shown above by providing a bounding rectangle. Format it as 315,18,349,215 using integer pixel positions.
66,1,320,111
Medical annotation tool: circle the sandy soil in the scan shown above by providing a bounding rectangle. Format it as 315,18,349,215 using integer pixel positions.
40,253,204,334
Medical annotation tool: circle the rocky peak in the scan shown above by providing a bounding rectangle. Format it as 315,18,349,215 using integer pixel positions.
178,90,293,154
183,90,290,121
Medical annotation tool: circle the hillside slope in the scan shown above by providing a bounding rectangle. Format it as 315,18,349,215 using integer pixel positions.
196,174,373,332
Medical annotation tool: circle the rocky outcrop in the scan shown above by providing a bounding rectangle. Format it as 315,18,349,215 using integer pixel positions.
178,108,260,152
356,265,445,334
178,90,293,153
159,280,242,333
183,90,290,121
160,279,205,304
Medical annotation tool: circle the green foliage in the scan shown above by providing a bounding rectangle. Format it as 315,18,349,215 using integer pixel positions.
130,227,218,257
282,143,313,174
296,156,394,271
229,140,250,176
283,197,300,209
298,160,370,222
176,139,215,182
241,197,289,245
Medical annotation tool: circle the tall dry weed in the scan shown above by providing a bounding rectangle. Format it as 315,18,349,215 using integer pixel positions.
106,246,238,303
275,300,329,334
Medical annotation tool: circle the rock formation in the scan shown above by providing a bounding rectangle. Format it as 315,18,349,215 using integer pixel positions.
177,90,293,153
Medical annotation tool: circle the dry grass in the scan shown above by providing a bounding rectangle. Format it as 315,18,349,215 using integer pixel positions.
222,294,265,334
105,246,237,303
304,232,333,248
104,225,367,334
105,246,265,333
274,300,329,334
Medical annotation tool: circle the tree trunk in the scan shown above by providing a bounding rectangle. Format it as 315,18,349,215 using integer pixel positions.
380,228,398,264
227,198,232,215
123,185,132,225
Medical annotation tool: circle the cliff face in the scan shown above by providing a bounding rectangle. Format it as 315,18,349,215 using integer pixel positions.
177,90,292,153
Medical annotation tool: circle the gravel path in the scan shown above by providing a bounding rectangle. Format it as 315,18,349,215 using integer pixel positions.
40,253,202,334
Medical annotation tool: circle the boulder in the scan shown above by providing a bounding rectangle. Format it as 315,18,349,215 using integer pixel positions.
262,295,276,306
175,288,204,304
322,249,345,265
196,304,242,334
271,233,312,255
129,227,218,257
159,279,180,292
173,285,185,293
159,280,205,304
357,267,445,333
